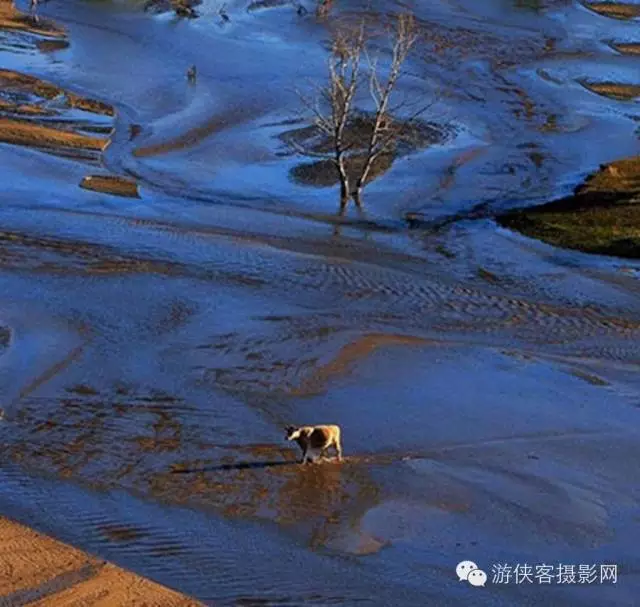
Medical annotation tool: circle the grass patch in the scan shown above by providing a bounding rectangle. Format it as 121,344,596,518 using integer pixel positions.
499,157,640,258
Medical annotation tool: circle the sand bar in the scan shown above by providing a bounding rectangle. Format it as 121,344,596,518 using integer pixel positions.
0,517,204,607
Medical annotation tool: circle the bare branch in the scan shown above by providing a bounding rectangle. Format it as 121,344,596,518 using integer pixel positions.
286,138,334,158
294,12,425,210
355,13,419,193
366,50,383,108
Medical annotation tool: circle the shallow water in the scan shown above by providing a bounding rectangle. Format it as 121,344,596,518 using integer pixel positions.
1,0,640,605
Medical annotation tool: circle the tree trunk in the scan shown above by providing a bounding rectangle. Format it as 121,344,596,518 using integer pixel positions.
336,155,350,214
339,179,350,214
351,148,378,210
353,151,376,208
351,186,363,209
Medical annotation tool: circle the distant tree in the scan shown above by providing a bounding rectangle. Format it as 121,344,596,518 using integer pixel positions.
296,13,421,213
315,0,333,20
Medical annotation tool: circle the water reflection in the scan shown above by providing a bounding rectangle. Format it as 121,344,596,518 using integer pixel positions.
512,0,544,11
1,386,385,553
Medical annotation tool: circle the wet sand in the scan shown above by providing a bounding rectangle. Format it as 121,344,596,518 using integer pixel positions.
0,516,202,606
1,0,640,605
0,0,63,36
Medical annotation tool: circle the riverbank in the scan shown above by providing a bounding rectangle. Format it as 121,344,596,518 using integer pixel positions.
499,156,640,258
0,517,203,606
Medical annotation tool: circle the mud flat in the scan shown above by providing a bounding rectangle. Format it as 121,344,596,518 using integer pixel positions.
80,175,140,198
0,69,113,160
0,117,107,152
579,80,640,100
282,116,447,188
0,0,64,37
499,156,640,257
0,516,203,606
583,2,640,20
610,41,640,55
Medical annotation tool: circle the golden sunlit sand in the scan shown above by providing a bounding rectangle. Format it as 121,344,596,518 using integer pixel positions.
0,0,65,37
0,517,203,606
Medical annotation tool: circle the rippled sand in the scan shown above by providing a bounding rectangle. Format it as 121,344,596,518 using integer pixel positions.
0,517,202,606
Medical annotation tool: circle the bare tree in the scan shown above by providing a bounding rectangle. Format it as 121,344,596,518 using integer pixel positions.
315,0,333,20
29,0,39,23
297,13,420,213
353,14,418,207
